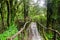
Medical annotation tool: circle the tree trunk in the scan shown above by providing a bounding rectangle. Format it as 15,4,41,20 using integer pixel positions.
1,2,5,30
47,1,53,33
10,0,14,23
23,0,29,22
6,0,11,27
57,1,60,24
53,32,57,40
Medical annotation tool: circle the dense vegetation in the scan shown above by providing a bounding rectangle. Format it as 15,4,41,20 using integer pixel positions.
0,0,60,40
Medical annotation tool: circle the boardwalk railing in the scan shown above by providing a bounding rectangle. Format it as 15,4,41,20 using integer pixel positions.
37,22,60,40
7,21,30,40
7,22,60,40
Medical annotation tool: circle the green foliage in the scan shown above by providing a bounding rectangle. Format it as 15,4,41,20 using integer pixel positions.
46,33,53,40
31,14,46,22
0,24,18,40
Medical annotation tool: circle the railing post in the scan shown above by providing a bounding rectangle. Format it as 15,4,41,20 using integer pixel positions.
53,31,57,40
18,34,20,40
7,37,12,40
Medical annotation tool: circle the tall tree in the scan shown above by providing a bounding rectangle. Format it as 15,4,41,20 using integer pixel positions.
57,1,60,24
6,0,11,27
23,0,29,22
1,2,5,28
0,0,5,33
47,0,53,32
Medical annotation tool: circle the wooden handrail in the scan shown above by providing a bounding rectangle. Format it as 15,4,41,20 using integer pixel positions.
37,22,60,36
7,22,60,40
7,21,30,40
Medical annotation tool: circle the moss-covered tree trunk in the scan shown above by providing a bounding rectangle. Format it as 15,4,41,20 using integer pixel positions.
23,0,29,22
57,1,60,24
6,0,11,27
0,2,5,33
47,0,53,33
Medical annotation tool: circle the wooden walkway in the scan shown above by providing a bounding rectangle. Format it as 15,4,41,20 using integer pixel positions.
27,22,43,40
7,22,43,40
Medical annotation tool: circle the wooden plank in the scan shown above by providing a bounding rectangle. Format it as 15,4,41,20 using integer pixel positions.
28,22,43,40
